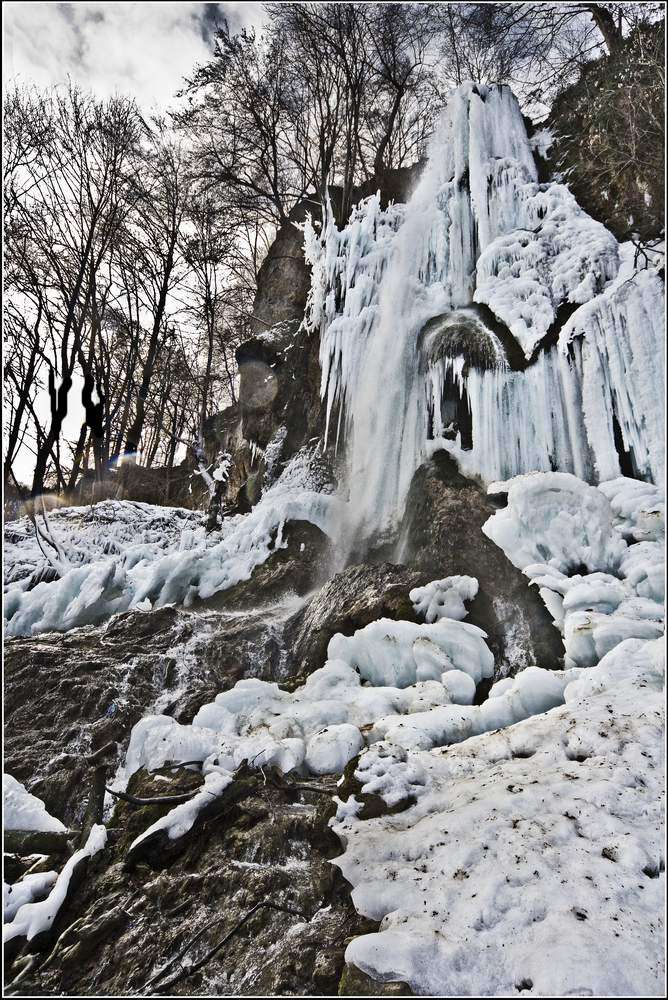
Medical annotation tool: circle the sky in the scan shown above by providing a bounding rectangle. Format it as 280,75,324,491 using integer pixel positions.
3,2,265,111
4,3,267,484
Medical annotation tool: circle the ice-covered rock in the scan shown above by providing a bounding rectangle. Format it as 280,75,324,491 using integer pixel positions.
4,450,343,638
3,775,67,833
409,575,478,623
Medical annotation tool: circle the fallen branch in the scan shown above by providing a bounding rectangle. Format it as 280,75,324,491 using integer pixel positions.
104,786,198,807
145,900,310,992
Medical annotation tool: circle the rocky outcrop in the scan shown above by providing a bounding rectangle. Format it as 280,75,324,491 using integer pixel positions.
236,321,324,462
5,768,377,997
283,563,424,682
398,452,565,677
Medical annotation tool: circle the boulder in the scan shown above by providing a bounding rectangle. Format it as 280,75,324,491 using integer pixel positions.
398,453,565,676
283,563,424,681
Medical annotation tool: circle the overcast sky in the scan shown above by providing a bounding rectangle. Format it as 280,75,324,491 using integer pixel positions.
3,2,265,110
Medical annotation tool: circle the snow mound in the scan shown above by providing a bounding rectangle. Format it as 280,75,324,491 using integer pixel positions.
410,575,479,622
3,774,67,833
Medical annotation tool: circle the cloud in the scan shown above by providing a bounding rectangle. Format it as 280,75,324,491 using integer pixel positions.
3,2,266,111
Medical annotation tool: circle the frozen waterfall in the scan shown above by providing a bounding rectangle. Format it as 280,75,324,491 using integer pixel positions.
304,82,663,548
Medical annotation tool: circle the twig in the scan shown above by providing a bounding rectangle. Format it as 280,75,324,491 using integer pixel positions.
269,775,337,796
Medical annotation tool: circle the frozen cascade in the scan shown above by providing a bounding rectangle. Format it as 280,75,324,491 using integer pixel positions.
304,81,662,542
305,83,544,546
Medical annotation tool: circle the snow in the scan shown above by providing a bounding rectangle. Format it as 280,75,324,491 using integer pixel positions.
332,637,664,996
3,499,202,588
4,871,58,924
475,182,618,358
328,617,493,687
4,448,343,638
305,725,364,776
3,825,107,945
3,774,67,833
409,575,478,623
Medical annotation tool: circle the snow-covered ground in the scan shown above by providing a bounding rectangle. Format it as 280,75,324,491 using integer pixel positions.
334,636,664,996
91,470,663,996
3,449,342,638
4,500,204,588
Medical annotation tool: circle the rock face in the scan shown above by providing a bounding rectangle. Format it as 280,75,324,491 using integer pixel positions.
7,767,377,997
251,202,315,336
398,452,565,676
236,321,324,462
283,563,424,681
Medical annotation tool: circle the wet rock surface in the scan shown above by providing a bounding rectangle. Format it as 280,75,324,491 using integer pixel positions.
5,769,376,997
398,452,565,676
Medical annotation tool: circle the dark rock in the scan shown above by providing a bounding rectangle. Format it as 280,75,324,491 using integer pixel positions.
207,520,334,613
398,452,564,676
284,563,424,681
339,962,414,995
3,830,72,857
251,203,314,336
5,775,376,997
236,322,326,463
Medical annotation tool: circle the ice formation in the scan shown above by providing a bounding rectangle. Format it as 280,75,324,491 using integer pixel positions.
3,774,67,833
3,825,107,945
409,575,478,622
114,476,664,842
483,473,664,668
303,82,663,539
4,450,343,638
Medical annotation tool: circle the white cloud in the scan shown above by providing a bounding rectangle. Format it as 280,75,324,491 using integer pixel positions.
3,2,266,111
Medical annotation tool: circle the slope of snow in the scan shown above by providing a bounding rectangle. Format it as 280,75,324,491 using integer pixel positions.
332,637,664,997
3,500,203,588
